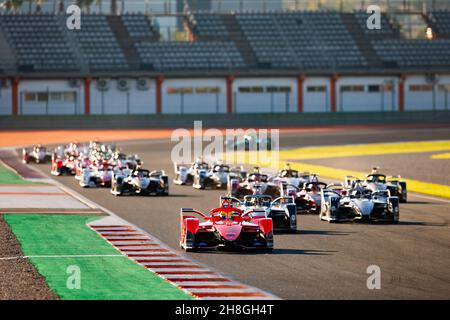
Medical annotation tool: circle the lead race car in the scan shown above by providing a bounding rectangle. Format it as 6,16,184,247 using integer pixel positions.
319,184,400,223
180,199,274,252
111,168,169,196
221,194,297,233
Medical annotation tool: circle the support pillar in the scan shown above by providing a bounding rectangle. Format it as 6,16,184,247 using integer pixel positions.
226,75,235,114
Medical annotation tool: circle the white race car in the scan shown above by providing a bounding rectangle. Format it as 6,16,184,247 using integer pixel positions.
22,145,52,164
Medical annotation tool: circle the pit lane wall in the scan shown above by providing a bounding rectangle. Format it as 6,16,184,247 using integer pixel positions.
1,74,449,116
1,111,450,130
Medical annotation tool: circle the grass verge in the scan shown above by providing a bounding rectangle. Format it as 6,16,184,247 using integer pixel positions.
0,161,39,185
4,214,193,300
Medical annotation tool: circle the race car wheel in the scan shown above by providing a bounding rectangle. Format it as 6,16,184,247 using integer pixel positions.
400,194,407,203
112,186,122,196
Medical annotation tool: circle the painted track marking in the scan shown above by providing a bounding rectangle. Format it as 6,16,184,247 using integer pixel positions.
90,224,278,300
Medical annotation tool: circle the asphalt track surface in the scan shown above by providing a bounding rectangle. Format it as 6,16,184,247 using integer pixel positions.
30,126,450,299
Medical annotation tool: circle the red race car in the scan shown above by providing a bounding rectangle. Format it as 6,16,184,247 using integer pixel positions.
180,199,274,252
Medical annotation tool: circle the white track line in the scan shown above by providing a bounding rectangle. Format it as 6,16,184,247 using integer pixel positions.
0,254,124,260
90,224,278,299
5,161,279,300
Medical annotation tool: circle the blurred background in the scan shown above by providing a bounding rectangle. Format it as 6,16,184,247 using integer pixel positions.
0,0,449,122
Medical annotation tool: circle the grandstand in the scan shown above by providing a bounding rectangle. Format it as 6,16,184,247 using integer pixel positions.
0,1,449,116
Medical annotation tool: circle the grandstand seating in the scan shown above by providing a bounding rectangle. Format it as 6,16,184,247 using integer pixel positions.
135,41,245,70
372,39,450,67
189,13,228,39
73,15,128,71
429,11,450,37
236,11,367,69
353,10,399,38
0,11,449,74
121,13,156,39
0,13,79,72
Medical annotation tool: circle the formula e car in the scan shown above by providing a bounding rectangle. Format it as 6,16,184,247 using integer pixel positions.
283,174,328,214
319,187,400,223
173,159,212,189
79,164,113,188
345,167,407,203
225,133,272,151
50,147,77,176
111,168,169,196
228,165,248,182
22,145,52,164
221,195,297,233
111,152,142,171
205,163,233,189
228,167,280,199
74,156,92,180
276,166,314,198
180,199,273,252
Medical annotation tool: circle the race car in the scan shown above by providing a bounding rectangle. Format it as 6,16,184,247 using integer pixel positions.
345,167,407,203
275,164,314,197
173,158,214,189
22,145,52,164
229,165,248,182
74,156,92,180
222,195,297,233
50,147,77,176
288,175,328,214
111,168,169,196
179,198,273,252
319,186,400,223
205,162,233,189
228,167,280,199
79,164,113,188
224,133,272,151
112,152,142,171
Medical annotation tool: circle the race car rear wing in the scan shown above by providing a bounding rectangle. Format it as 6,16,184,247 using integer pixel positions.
181,208,207,219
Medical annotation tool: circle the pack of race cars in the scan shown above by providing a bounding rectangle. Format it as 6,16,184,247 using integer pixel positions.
24,143,408,252
25,141,169,196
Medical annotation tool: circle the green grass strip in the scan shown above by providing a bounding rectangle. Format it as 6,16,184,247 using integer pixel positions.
4,214,193,300
0,161,40,185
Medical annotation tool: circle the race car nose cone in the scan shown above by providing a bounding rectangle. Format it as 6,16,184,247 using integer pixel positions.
216,225,242,241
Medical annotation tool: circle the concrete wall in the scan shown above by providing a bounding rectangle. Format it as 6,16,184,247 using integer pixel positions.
18,80,83,115
91,78,155,115
404,74,450,111
437,75,450,111
303,77,330,112
337,76,398,112
1,74,447,116
0,83,12,115
405,75,433,111
233,78,297,113
162,78,226,114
